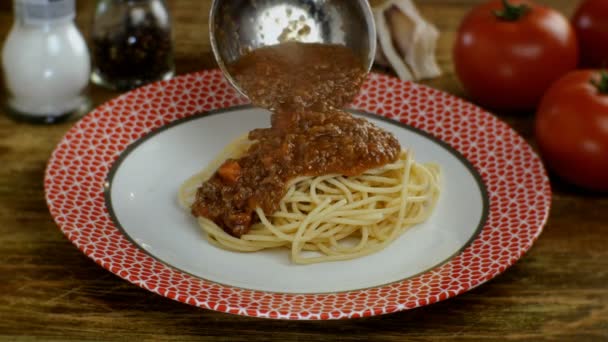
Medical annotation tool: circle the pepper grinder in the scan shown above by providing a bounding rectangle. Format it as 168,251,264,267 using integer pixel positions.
91,0,175,90
1,0,91,123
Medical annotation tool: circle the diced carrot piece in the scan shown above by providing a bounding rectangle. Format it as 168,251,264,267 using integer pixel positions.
192,204,209,218
218,160,241,184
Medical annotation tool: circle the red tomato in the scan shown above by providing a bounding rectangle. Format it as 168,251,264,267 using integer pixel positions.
454,0,578,111
573,0,608,68
535,70,608,191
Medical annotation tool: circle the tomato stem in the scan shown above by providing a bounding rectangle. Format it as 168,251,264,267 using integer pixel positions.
591,70,608,95
493,0,530,21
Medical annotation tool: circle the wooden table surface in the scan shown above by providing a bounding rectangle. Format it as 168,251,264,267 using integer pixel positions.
1,0,607,340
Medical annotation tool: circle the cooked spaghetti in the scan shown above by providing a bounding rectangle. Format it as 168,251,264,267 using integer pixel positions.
179,42,441,264
179,135,441,264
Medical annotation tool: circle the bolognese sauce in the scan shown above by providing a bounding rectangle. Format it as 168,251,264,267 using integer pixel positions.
192,43,400,237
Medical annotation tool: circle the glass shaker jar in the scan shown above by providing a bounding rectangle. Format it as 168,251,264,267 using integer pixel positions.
91,0,175,90
2,0,91,123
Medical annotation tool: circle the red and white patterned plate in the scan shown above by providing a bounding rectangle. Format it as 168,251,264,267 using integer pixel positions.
45,70,551,320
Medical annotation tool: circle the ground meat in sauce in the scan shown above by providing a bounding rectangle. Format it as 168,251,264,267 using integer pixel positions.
227,42,367,112
191,43,401,237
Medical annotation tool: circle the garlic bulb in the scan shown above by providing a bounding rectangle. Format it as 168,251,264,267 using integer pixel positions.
371,0,442,81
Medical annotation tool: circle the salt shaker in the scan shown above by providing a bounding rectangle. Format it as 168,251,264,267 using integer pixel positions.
91,0,175,90
1,0,91,124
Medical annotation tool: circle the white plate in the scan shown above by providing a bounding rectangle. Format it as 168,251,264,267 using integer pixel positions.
107,106,487,293
45,70,550,319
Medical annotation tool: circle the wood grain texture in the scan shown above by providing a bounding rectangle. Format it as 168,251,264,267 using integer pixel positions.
1,0,607,340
